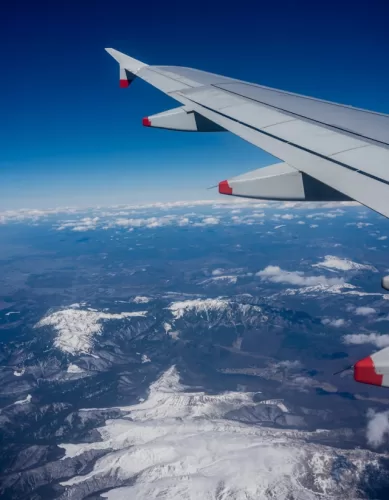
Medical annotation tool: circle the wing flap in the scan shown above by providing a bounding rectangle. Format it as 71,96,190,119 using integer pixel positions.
219,162,350,201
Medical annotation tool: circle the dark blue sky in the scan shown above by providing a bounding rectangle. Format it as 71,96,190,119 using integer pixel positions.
2,0,389,208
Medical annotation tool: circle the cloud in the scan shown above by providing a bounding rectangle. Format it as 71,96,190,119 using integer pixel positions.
108,216,178,229
280,214,296,220
310,224,318,228
346,222,373,229
274,225,286,229
58,217,100,232
313,255,377,272
378,236,388,241
322,318,345,327
0,207,78,224
307,211,343,219
343,333,389,348
297,220,305,225
256,266,345,287
366,409,389,448
0,199,363,227
197,216,220,226
355,307,376,316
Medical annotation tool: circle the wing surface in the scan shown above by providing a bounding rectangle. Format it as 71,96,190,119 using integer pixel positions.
106,48,389,218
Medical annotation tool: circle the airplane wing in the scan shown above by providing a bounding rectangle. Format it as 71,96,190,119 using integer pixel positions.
106,47,389,218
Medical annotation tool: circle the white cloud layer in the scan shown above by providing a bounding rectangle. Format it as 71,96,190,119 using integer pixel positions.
355,307,376,316
366,409,389,448
343,333,389,348
322,318,345,328
256,266,345,287
0,200,362,229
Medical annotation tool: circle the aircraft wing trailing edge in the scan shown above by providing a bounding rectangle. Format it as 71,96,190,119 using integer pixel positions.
106,48,389,389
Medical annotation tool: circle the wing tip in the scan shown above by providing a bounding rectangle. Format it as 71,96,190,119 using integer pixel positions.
219,180,233,195
354,356,383,386
104,47,148,69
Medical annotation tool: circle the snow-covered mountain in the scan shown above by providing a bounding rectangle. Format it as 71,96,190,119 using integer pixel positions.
35,304,148,355
312,255,378,273
55,367,386,500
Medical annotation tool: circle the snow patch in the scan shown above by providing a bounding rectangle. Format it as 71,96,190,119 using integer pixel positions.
281,282,386,298
313,255,377,272
67,364,85,374
133,296,150,304
141,354,151,364
200,275,238,285
163,322,179,339
13,368,25,377
14,394,32,405
168,298,231,320
35,307,148,355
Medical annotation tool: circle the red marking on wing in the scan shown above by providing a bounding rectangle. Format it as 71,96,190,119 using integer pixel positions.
218,180,233,195
119,79,130,88
142,117,152,127
354,356,383,386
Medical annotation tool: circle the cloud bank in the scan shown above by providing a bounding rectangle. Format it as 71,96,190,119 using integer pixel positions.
366,409,389,448
343,333,389,348
256,266,345,287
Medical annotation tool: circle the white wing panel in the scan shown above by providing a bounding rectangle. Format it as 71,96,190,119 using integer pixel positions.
215,82,389,145
332,145,389,183
138,67,192,93
219,103,295,130
179,87,243,110
265,120,367,156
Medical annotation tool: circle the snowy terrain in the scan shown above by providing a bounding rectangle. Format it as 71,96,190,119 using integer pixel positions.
58,367,385,500
312,255,378,272
34,305,148,354
2,202,389,499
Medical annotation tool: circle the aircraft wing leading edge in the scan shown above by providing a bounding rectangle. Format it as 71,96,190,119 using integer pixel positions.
105,48,389,388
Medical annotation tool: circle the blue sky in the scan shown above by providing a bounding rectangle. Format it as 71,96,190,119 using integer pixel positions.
2,0,389,209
